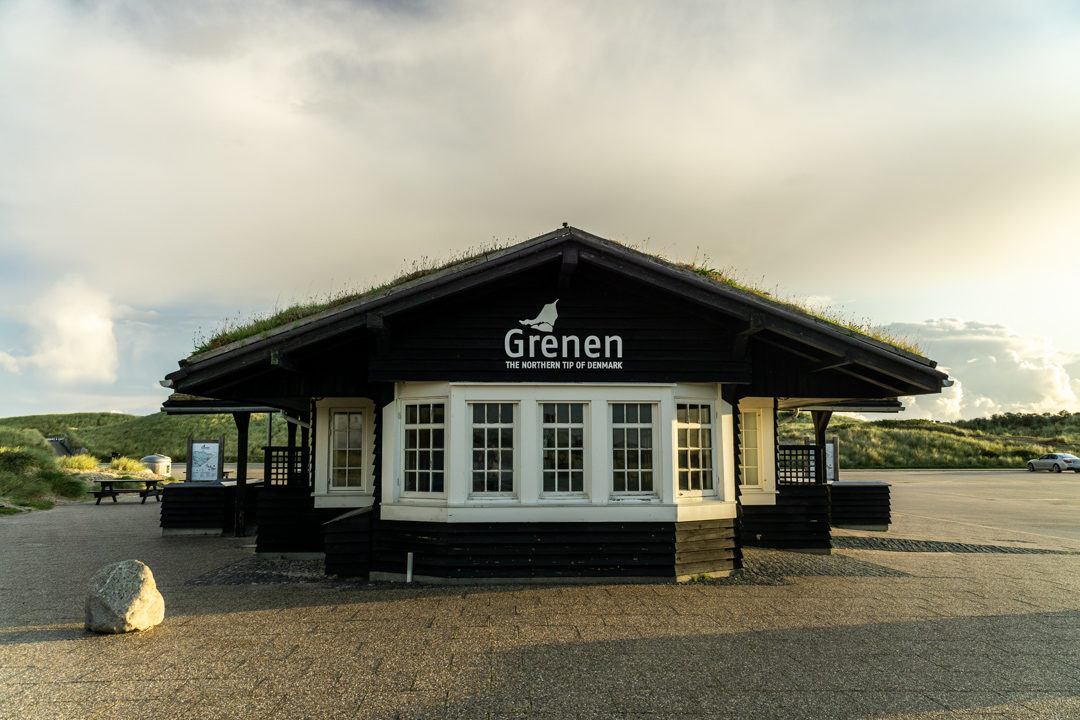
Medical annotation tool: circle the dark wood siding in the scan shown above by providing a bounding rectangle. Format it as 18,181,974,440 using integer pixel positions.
323,508,373,578
829,482,891,529
367,261,751,384
318,518,742,579
740,485,831,551
369,521,678,578
255,488,338,553
160,482,257,534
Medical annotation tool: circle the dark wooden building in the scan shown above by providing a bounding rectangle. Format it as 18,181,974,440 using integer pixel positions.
161,227,949,581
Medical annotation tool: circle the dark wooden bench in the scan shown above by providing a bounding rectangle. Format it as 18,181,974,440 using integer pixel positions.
93,479,164,505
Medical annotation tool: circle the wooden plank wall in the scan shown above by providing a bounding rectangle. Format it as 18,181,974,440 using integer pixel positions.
674,518,741,578
369,521,677,579
318,519,743,580
160,483,255,534
255,488,338,553
323,509,373,578
829,482,891,529
739,485,831,550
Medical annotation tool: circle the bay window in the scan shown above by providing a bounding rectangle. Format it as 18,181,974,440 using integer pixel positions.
377,383,745,516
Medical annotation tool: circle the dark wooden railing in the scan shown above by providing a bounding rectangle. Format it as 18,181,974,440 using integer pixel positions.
262,445,310,489
776,444,825,485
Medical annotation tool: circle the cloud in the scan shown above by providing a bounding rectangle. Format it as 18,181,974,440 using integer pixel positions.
885,319,1080,420
0,351,18,374
24,276,118,384
0,0,1078,315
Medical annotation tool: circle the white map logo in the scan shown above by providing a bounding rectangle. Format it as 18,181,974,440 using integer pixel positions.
519,299,559,333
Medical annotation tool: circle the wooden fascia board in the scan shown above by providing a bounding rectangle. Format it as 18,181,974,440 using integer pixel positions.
184,364,283,400
833,367,911,396
776,397,846,410
754,335,925,396
811,356,853,373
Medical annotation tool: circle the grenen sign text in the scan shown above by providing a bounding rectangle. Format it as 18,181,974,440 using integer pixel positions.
503,328,623,370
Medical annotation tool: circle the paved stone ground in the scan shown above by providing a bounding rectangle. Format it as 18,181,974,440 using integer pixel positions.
2,487,1080,719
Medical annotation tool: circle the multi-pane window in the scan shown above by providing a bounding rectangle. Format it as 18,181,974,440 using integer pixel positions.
611,403,654,494
471,403,515,494
404,403,445,493
541,402,585,493
331,411,365,489
677,403,714,492
739,411,761,486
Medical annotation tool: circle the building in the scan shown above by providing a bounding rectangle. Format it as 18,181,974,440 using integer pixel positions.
161,226,949,581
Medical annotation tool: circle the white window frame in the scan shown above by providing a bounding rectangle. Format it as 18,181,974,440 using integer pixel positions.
313,398,376,508
400,398,448,499
609,401,659,499
538,400,590,499
674,400,719,499
467,401,519,499
739,409,763,488
737,397,777,505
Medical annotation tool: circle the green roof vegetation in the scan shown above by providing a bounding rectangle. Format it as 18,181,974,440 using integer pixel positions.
190,236,921,358
681,262,922,355
192,242,508,355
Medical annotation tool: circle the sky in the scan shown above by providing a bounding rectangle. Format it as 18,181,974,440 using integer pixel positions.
1,0,1078,421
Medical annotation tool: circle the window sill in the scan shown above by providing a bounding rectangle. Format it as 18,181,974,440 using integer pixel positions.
313,494,375,509
466,495,520,504
738,488,777,506
397,494,449,504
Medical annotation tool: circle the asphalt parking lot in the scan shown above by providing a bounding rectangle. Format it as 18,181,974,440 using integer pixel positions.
2,470,1079,719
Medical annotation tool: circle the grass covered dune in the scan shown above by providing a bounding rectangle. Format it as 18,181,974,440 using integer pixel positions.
0,412,290,463
1,409,1078,515
0,412,294,513
779,412,1080,469
3,409,1079,474
0,427,91,513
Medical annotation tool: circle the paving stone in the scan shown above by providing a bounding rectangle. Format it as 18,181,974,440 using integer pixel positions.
5,498,1080,719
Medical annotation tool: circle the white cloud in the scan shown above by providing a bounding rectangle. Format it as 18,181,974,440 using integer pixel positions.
25,277,118,384
0,351,18,373
0,0,1078,314
889,319,1080,420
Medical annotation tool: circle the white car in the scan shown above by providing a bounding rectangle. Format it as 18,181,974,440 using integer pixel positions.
1027,453,1080,473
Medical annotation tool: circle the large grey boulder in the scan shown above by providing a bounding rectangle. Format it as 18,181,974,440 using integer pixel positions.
84,560,165,634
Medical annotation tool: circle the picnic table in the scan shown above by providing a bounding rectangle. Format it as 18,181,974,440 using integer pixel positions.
92,478,165,505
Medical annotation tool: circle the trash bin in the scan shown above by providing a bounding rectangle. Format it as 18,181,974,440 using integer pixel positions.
140,454,172,476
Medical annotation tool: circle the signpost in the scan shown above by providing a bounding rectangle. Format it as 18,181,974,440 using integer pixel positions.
186,435,225,482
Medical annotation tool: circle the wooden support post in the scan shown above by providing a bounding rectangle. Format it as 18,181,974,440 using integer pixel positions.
287,421,298,487
300,423,310,487
811,410,833,449
233,411,250,537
